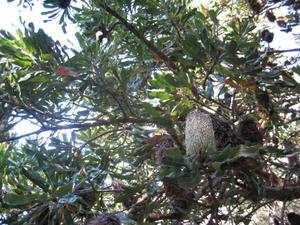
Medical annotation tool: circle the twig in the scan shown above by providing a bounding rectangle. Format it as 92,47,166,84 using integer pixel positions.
96,188,124,193
243,200,274,220
287,117,300,124
78,128,126,151
198,92,231,111
290,129,300,138
281,201,286,225
202,51,221,89
263,185,300,201
263,48,300,54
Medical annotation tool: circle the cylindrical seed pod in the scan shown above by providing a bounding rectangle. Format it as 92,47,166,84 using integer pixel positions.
185,111,216,157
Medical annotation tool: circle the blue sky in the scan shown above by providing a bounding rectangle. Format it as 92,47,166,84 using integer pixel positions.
0,0,80,49
0,0,299,52
0,1,81,137
0,0,299,137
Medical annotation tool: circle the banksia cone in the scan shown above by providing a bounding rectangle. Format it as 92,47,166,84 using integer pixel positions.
154,136,174,167
237,116,263,145
74,188,96,208
210,115,240,149
185,111,216,157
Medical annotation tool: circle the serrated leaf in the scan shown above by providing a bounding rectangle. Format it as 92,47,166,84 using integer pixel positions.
159,167,178,179
143,103,161,117
208,145,260,165
54,183,72,197
153,116,173,128
21,168,49,192
292,66,300,75
165,148,183,160
177,171,202,189
161,156,185,167
182,33,205,63
3,193,47,207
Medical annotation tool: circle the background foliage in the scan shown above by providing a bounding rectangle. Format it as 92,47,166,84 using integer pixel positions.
0,0,300,224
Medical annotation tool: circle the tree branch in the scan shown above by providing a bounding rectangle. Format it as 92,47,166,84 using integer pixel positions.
77,128,126,151
264,48,300,54
99,3,177,72
263,185,300,201
0,117,153,143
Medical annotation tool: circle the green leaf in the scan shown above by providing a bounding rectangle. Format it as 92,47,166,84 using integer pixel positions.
216,65,236,78
153,116,173,128
161,156,185,167
208,145,260,165
292,66,300,75
257,70,282,79
54,182,72,197
182,33,205,63
177,170,203,189
77,109,90,117
149,91,172,100
3,193,47,207
159,167,178,179
165,148,183,160
143,103,161,117
21,168,50,192
63,209,75,225
164,73,179,87
143,103,173,127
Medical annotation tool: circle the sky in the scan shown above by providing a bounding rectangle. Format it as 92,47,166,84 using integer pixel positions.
0,0,80,49
0,0,299,53
0,0,82,138
0,0,299,137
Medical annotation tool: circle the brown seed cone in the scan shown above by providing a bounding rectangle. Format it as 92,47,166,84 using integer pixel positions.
255,90,271,115
127,196,150,221
154,136,174,167
210,115,240,149
261,29,274,43
237,117,263,145
85,213,120,225
74,188,96,207
112,179,138,208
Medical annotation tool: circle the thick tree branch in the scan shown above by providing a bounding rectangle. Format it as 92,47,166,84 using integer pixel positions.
99,3,177,72
0,117,153,143
259,48,300,54
263,185,300,201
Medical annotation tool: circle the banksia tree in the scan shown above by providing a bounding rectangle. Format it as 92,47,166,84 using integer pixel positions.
1,0,300,224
